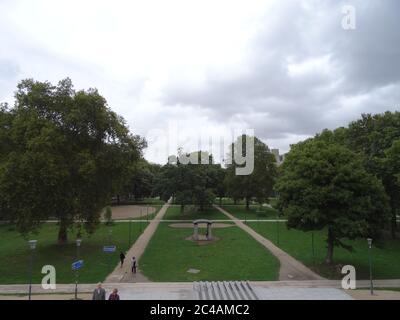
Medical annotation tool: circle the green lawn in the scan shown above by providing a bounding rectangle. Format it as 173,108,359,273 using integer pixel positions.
0,222,148,284
247,221,400,280
140,207,279,281
221,204,279,221
217,197,279,207
140,225,280,282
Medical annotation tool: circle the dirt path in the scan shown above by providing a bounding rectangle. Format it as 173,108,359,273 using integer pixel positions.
214,205,325,281
110,205,156,219
104,201,171,283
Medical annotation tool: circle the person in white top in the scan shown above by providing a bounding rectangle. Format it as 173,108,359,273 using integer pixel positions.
131,256,137,274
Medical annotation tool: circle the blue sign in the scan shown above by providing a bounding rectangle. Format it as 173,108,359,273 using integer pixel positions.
72,260,84,270
103,245,116,253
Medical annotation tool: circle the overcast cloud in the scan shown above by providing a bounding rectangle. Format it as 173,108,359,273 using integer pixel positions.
0,0,399,163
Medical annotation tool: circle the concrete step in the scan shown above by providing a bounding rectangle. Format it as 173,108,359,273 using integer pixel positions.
193,281,259,300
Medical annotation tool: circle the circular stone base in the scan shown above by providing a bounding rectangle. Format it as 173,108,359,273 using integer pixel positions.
169,223,233,229
185,235,220,245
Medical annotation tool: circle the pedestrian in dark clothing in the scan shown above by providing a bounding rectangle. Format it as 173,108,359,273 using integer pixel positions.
131,256,137,274
120,252,125,268
92,283,106,300
108,288,120,300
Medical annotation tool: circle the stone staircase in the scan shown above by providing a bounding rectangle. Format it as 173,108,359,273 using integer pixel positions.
193,281,259,300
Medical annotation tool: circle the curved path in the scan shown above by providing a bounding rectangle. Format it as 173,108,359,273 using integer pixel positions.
214,205,325,281
105,200,171,283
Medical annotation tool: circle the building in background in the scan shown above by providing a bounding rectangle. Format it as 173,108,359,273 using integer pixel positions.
271,149,286,165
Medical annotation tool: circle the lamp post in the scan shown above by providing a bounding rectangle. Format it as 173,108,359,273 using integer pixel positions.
108,229,113,273
74,239,82,300
128,218,132,247
276,214,280,246
311,232,315,265
28,240,37,300
367,238,374,295
140,208,143,233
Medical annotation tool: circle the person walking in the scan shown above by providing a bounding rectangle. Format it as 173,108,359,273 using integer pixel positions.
108,288,120,300
92,283,106,300
119,252,126,268
131,256,137,274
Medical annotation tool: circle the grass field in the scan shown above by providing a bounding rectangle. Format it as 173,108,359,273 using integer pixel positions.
217,197,279,206
247,221,400,280
0,222,148,284
221,204,279,221
140,207,279,281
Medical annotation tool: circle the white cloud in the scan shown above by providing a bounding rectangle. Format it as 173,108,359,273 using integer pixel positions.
0,0,399,163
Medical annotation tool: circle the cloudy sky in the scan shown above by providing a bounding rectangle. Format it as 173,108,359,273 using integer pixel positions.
0,0,399,163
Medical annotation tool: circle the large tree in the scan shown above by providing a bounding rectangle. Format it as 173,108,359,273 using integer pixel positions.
346,112,400,238
0,79,145,243
154,150,218,212
276,136,390,264
225,135,277,209
118,159,160,202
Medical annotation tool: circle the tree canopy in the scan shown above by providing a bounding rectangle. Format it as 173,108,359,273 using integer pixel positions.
346,111,400,238
154,150,223,212
225,135,277,209
276,136,390,264
0,78,146,243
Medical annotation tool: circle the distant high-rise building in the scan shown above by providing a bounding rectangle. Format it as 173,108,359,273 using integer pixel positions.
270,148,285,165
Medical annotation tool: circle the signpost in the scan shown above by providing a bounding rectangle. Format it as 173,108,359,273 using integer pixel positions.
71,259,84,300
72,260,84,271
103,245,116,253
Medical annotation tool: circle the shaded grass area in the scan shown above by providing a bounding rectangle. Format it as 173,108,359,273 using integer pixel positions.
140,222,280,282
217,197,279,207
221,204,279,221
247,221,400,280
0,222,148,284
163,205,228,221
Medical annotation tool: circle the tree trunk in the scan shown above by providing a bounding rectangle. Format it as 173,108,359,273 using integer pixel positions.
58,219,68,245
180,204,184,214
391,207,397,239
219,197,222,206
246,198,250,210
325,226,334,264
117,194,120,205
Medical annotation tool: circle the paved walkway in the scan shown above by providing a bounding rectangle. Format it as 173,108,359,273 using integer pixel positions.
104,200,171,283
1,279,399,295
214,205,325,281
2,280,399,300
